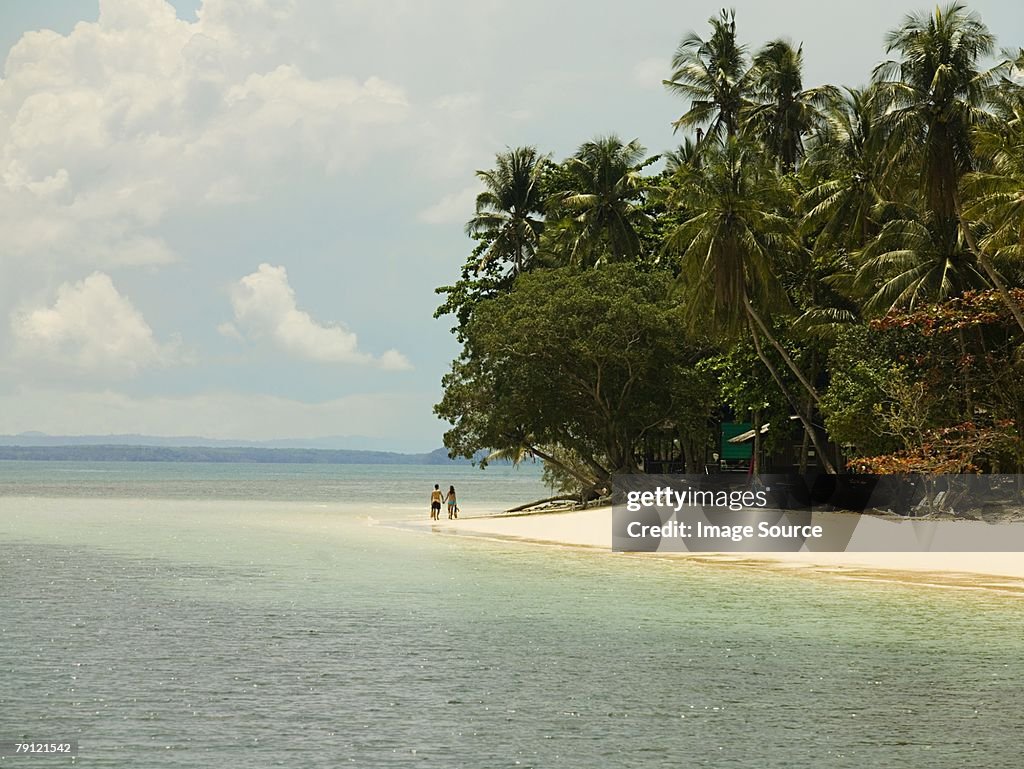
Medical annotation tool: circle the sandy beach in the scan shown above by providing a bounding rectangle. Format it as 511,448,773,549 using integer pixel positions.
423,506,1024,594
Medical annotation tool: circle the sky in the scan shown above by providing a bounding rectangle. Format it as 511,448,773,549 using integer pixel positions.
0,0,1022,452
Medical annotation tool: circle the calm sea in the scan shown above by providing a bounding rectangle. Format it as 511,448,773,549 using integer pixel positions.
1,461,1021,768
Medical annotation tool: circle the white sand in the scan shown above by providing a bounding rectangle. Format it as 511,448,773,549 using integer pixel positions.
423,506,1024,592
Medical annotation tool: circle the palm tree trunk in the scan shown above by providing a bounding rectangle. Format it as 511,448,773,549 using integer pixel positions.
527,445,603,489
799,398,812,475
751,408,762,476
967,248,1024,336
743,294,821,406
954,189,1024,336
746,315,837,474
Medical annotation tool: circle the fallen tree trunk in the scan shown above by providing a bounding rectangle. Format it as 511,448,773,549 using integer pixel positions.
505,495,581,513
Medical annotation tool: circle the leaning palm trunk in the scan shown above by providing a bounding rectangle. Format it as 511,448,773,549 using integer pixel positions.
953,189,1024,337
798,398,812,475
527,444,610,493
489,442,601,491
743,294,822,407
973,249,1024,336
746,315,837,474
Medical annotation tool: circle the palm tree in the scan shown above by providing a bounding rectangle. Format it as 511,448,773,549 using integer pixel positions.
664,138,700,173
960,80,1024,334
547,136,653,267
965,91,1024,262
854,211,989,313
465,146,548,276
800,87,888,251
872,4,1024,327
663,9,751,142
666,137,836,472
872,2,998,222
743,40,837,172
485,437,602,497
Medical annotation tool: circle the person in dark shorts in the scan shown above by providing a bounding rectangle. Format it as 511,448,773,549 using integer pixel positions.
446,486,457,519
430,484,443,520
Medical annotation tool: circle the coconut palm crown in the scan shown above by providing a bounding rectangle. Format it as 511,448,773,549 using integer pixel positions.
664,9,751,141
465,146,549,276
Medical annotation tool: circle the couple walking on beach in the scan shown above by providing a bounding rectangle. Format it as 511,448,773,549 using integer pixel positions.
430,484,458,520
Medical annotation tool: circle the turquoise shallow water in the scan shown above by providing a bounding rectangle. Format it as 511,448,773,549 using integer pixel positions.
1,462,1022,768
0,461,546,512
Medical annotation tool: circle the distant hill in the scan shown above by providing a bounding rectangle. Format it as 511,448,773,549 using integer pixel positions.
0,433,505,465
0,444,481,464
0,432,398,451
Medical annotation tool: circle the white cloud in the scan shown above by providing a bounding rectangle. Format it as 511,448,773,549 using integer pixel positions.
0,0,410,274
225,264,411,370
378,350,413,371
10,272,182,375
417,184,479,225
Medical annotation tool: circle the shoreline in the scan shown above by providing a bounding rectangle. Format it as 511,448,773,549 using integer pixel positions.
412,506,1024,596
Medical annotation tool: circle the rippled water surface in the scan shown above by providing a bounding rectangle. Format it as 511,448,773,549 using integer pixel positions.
1,462,1022,768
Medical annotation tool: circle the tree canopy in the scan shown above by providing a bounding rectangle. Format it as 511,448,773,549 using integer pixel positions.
435,265,717,492
436,3,1024,494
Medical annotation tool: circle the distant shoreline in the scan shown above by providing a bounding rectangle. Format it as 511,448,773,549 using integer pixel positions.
0,445,483,465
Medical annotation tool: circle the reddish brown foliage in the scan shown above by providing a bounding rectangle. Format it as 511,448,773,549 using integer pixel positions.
849,420,1017,474
869,289,1024,336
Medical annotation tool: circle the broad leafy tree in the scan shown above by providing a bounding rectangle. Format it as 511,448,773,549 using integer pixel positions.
435,265,716,492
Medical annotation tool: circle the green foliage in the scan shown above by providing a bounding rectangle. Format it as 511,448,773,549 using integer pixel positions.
854,211,987,314
824,295,1024,467
435,4,1024,483
872,2,1000,221
542,136,655,267
744,40,838,172
665,136,796,337
435,148,553,340
465,146,549,276
963,90,1024,263
700,343,791,457
820,325,908,456
540,450,606,497
800,87,888,252
664,9,751,140
435,265,717,486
